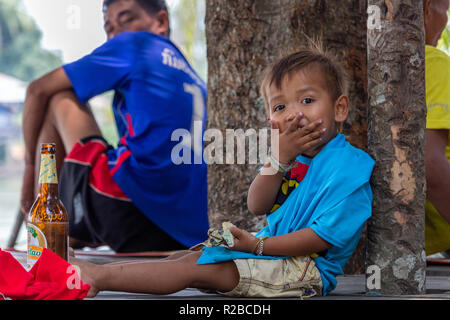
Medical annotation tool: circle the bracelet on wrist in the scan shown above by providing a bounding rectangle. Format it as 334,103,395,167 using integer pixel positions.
267,154,297,173
257,240,264,256
253,236,268,256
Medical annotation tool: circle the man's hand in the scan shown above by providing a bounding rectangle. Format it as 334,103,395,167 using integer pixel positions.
270,113,325,164
228,227,259,253
20,163,36,216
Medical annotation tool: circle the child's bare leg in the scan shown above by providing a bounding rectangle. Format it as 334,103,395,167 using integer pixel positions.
101,250,196,266
72,251,239,297
163,250,197,260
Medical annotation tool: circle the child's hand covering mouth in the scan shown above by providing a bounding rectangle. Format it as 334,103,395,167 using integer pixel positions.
298,117,309,128
291,112,309,129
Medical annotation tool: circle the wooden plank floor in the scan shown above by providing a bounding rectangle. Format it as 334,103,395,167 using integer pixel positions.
7,250,450,300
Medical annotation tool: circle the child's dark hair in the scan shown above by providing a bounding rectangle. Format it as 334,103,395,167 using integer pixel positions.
103,0,168,16
260,43,349,116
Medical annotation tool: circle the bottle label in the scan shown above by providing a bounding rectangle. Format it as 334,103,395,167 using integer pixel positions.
26,223,47,270
39,154,58,184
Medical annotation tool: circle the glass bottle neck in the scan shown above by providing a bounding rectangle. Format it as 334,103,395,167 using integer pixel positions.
38,152,58,185
39,183,59,199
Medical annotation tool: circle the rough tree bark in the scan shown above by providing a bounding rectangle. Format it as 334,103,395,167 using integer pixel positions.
290,0,369,274
366,0,427,294
205,0,368,273
205,0,294,232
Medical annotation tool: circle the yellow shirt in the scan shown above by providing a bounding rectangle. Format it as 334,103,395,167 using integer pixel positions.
425,45,450,255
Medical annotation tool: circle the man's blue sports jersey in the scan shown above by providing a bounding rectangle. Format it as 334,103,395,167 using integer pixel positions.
63,31,209,247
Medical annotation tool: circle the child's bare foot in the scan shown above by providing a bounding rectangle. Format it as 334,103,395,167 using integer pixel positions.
69,256,101,298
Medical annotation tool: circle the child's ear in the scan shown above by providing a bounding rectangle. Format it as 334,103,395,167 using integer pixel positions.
334,95,349,122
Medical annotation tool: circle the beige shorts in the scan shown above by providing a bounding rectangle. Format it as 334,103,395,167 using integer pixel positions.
222,256,323,298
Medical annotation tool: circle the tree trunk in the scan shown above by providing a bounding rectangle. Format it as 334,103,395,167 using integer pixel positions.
205,0,300,231
289,0,369,275
366,0,427,295
205,0,368,273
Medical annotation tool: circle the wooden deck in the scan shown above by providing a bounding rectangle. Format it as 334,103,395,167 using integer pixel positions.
7,250,450,300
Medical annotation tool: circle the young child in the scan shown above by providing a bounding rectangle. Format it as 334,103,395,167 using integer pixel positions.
71,46,375,298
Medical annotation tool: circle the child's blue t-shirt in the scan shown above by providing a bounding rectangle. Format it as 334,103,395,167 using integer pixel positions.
62,31,209,247
197,134,374,295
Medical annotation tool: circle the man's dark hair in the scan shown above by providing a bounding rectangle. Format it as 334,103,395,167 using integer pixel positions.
103,0,168,16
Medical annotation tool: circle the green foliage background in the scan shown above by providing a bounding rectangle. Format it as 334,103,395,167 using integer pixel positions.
170,0,207,81
0,0,62,82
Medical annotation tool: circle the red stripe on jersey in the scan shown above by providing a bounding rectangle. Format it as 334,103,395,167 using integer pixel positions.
120,136,128,146
110,150,132,176
126,113,135,137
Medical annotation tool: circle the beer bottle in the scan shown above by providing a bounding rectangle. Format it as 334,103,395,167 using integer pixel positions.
27,143,68,270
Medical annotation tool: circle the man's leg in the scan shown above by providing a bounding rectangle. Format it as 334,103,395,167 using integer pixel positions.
34,90,102,192
31,90,103,246
71,251,240,297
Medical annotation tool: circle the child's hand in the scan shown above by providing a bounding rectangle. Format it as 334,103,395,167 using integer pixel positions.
270,113,325,163
228,227,259,253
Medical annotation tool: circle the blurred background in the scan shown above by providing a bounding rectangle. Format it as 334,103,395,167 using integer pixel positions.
0,0,449,250
0,0,207,250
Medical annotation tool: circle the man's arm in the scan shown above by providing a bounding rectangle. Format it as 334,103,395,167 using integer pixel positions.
20,67,73,212
425,128,450,223
23,67,73,165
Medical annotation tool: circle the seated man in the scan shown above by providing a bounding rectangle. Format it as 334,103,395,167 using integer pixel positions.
423,0,450,256
20,0,209,253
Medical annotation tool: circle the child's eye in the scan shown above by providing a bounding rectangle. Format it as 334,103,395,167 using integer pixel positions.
273,105,286,112
302,98,314,104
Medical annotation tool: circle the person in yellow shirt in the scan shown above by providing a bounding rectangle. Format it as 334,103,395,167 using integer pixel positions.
423,0,450,256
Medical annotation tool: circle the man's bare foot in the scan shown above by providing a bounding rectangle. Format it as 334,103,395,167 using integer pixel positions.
69,256,101,298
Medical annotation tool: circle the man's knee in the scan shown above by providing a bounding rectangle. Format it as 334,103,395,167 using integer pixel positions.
45,90,101,152
45,90,79,128
47,90,83,116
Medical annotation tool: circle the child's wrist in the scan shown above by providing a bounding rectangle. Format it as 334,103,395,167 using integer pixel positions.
270,148,294,164
252,237,269,255
267,154,297,173
278,155,294,164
